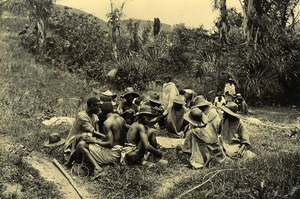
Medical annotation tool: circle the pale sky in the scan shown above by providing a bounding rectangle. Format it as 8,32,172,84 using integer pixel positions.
56,0,242,29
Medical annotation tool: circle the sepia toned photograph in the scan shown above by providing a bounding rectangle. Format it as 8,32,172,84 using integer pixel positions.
0,0,300,198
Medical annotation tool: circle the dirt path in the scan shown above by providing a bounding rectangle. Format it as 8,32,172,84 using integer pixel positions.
24,153,92,199
0,135,94,199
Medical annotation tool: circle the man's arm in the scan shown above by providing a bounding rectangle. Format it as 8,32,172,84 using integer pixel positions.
86,129,113,148
138,125,162,157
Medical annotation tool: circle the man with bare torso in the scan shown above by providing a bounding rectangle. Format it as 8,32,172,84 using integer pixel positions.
76,102,126,178
122,105,163,165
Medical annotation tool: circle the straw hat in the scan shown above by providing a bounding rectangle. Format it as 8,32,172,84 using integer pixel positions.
44,133,66,147
192,95,211,108
135,105,156,116
147,93,161,105
100,90,117,99
183,108,208,127
121,87,140,98
220,102,240,118
172,95,186,105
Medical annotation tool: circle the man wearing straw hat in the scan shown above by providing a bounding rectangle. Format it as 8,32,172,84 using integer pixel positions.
165,95,188,138
121,105,163,165
192,95,221,133
117,87,140,125
219,102,255,159
145,93,165,128
180,108,225,169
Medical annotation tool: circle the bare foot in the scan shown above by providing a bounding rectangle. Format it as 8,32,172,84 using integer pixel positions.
91,167,103,181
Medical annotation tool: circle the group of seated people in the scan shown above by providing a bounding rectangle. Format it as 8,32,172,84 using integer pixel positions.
63,85,254,179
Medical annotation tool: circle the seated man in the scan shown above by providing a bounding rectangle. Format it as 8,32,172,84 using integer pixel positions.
64,97,105,167
193,95,221,133
145,93,165,128
214,91,226,108
76,105,127,178
234,93,248,114
181,108,225,169
219,102,255,159
183,89,196,108
122,105,163,165
164,95,188,138
99,90,118,111
117,87,140,125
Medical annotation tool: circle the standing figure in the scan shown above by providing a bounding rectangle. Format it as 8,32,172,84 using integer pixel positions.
162,76,179,110
224,78,236,102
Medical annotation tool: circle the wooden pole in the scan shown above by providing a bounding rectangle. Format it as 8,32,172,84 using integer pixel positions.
53,158,84,199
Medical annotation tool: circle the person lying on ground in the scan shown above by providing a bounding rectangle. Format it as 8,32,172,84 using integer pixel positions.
164,95,189,138
234,93,249,114
76,105,127,179
121,105,163,165
192,95,221,133
179,108,225,169
64,97,105,167
117,87,140,125
219,102,255,159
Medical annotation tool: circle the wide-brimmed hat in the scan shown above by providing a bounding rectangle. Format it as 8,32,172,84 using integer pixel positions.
183,108,208,127
220,102,240,118
44,133,66,147
192,95,211,108
172,95,186,105
135,105,156,116
147,93,161,105
100,90,117,99
121,87,140,98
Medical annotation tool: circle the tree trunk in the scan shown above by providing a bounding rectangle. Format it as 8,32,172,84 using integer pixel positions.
243,0,255,43
219,0,228,47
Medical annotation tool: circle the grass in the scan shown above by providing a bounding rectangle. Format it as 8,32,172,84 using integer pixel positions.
0,15,300,199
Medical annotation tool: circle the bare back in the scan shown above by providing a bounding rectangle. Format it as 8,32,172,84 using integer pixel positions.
127,122,144,145
104,113,126,146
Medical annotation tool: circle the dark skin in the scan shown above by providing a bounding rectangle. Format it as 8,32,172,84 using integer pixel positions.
126,114,163,164
86,103,106,140
77,108,126,176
